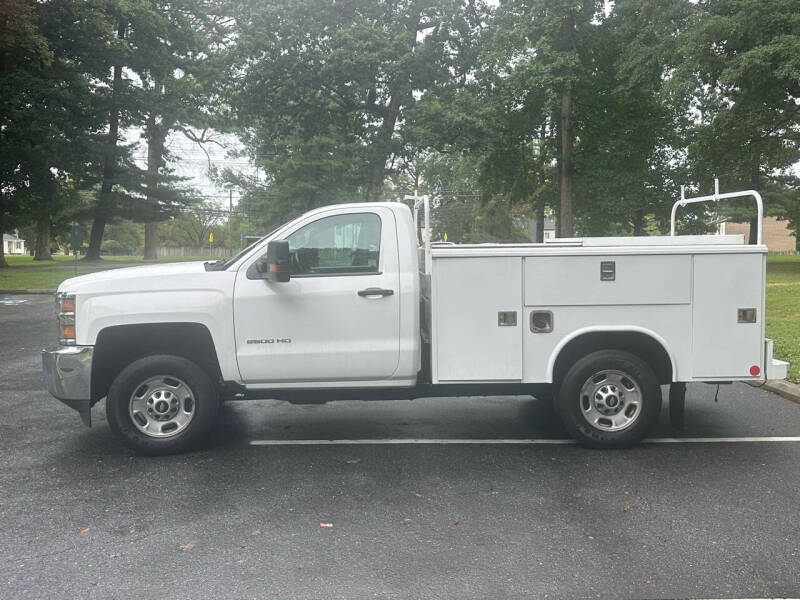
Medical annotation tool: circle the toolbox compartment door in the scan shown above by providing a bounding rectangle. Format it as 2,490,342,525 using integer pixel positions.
523,254,691,306
432,256,522,382
691,253,764,378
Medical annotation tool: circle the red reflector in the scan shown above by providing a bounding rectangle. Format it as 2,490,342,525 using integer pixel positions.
749,365,761,376
268,263,287,272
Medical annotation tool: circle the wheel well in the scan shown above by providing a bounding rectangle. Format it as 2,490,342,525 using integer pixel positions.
91,323,222,403
552,331,673,386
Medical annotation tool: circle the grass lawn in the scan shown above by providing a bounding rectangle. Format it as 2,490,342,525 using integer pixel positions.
2,251,798,380
0,254,204,291
766,254,800,381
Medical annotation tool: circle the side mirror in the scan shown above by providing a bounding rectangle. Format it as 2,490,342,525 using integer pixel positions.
257,240,291,282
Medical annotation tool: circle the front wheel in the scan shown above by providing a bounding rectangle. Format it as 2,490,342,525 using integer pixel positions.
106,354,221,455
556,350,661,448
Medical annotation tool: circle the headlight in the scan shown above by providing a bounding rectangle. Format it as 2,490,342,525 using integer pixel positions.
56,292,76,345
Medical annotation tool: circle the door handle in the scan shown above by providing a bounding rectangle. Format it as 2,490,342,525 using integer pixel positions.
358,287,394,297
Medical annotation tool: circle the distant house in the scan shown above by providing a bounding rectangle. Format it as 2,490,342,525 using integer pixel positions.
3,232,26,255
718,217,797,252
527,218,557,241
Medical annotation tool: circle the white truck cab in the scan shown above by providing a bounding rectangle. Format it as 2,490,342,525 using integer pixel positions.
43,184,789,454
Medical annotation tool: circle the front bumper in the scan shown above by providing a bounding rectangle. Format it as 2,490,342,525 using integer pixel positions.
42,346,93,426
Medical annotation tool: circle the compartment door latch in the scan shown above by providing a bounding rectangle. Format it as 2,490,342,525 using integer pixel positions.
600,261,616,281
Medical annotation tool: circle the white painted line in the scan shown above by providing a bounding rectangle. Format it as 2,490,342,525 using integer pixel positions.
645,436,800,443
250,438,575,446
249,436,800,446
0,298,29,305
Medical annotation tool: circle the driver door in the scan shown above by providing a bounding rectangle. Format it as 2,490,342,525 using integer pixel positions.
233,207,401,384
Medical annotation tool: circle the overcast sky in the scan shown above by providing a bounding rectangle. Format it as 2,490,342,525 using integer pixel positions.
130,128,256,211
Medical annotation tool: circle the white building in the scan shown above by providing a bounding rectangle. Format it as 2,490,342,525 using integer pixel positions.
527,218,557,241
3,232,26,255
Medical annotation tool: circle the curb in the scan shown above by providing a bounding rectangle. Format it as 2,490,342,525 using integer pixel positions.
1,289,56,295
748,379,800,405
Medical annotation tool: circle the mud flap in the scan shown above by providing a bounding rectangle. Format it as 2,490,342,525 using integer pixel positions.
57,398,92,427
669,382,685,431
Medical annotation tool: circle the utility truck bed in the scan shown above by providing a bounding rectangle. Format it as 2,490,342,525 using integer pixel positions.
428,235,771,385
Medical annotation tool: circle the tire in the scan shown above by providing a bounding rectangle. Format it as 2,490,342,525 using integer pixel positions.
106,354,221,455
556,350,661,448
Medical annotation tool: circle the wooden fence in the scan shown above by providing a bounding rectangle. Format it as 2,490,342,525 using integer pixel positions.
157,246,234,259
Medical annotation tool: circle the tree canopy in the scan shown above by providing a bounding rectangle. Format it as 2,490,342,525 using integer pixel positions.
1,0,798,266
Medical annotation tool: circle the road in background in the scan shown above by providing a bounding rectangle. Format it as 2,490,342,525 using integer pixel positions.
2,295,799,599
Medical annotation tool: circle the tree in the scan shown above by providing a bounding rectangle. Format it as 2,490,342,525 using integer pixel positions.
103,219,144,255
0,0,50,267
80,1,228,260
417,0,693,240
0,0,46,267
126,0,232,259
0,0,117,263
682,0,800,242
160,203,221,247
83,7,130,261
572,0,693,236
486,0,604,237
229,0,485,223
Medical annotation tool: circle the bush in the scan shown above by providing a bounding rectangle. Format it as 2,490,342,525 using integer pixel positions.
101,239,131,255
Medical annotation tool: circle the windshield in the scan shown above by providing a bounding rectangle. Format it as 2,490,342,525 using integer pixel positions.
214,225,282,270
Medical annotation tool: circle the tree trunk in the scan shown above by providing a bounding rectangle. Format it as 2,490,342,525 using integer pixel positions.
143,222,159,260
556,9,576,239
365,93,403,202
143,111,167,260
633,209,645,236
33,218,52,261
558,79,574,238
535,201,545,243
749,153,760,245
748,216,758,245
0,212,7,268
364,13,420,201
85,23,125,261
85,216,106,260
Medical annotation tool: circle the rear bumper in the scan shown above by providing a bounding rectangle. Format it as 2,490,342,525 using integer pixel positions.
765,338,790,380
42,346,93,425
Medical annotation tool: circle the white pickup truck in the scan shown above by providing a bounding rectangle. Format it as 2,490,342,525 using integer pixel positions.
43,184,789,454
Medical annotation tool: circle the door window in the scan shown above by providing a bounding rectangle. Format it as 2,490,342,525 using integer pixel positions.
285,212,381,276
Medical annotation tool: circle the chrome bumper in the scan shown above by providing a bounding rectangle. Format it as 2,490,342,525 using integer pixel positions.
42,346,93,426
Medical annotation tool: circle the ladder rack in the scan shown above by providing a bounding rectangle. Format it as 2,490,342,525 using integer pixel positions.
670,179,763,245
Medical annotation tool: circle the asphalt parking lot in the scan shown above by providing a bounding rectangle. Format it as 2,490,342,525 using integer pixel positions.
2,294,800,599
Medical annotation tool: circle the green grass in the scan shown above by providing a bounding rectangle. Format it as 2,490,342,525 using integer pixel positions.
766,254,800,381
0,254,204,291
764,254,800,284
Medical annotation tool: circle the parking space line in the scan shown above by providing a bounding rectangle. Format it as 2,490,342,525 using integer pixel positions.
646,436,800,443
249,436,800,446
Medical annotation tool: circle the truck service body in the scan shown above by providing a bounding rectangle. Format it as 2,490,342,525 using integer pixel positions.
43,185,790,454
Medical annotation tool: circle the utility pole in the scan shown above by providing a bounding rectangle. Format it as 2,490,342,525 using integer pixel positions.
229,189,233,257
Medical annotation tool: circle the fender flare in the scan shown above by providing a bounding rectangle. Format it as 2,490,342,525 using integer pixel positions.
546,325,678,383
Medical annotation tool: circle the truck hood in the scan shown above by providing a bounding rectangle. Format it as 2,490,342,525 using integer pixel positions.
57,261,213,294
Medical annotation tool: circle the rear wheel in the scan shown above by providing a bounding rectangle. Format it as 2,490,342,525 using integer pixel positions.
556,350,661,448
106,354,221,455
